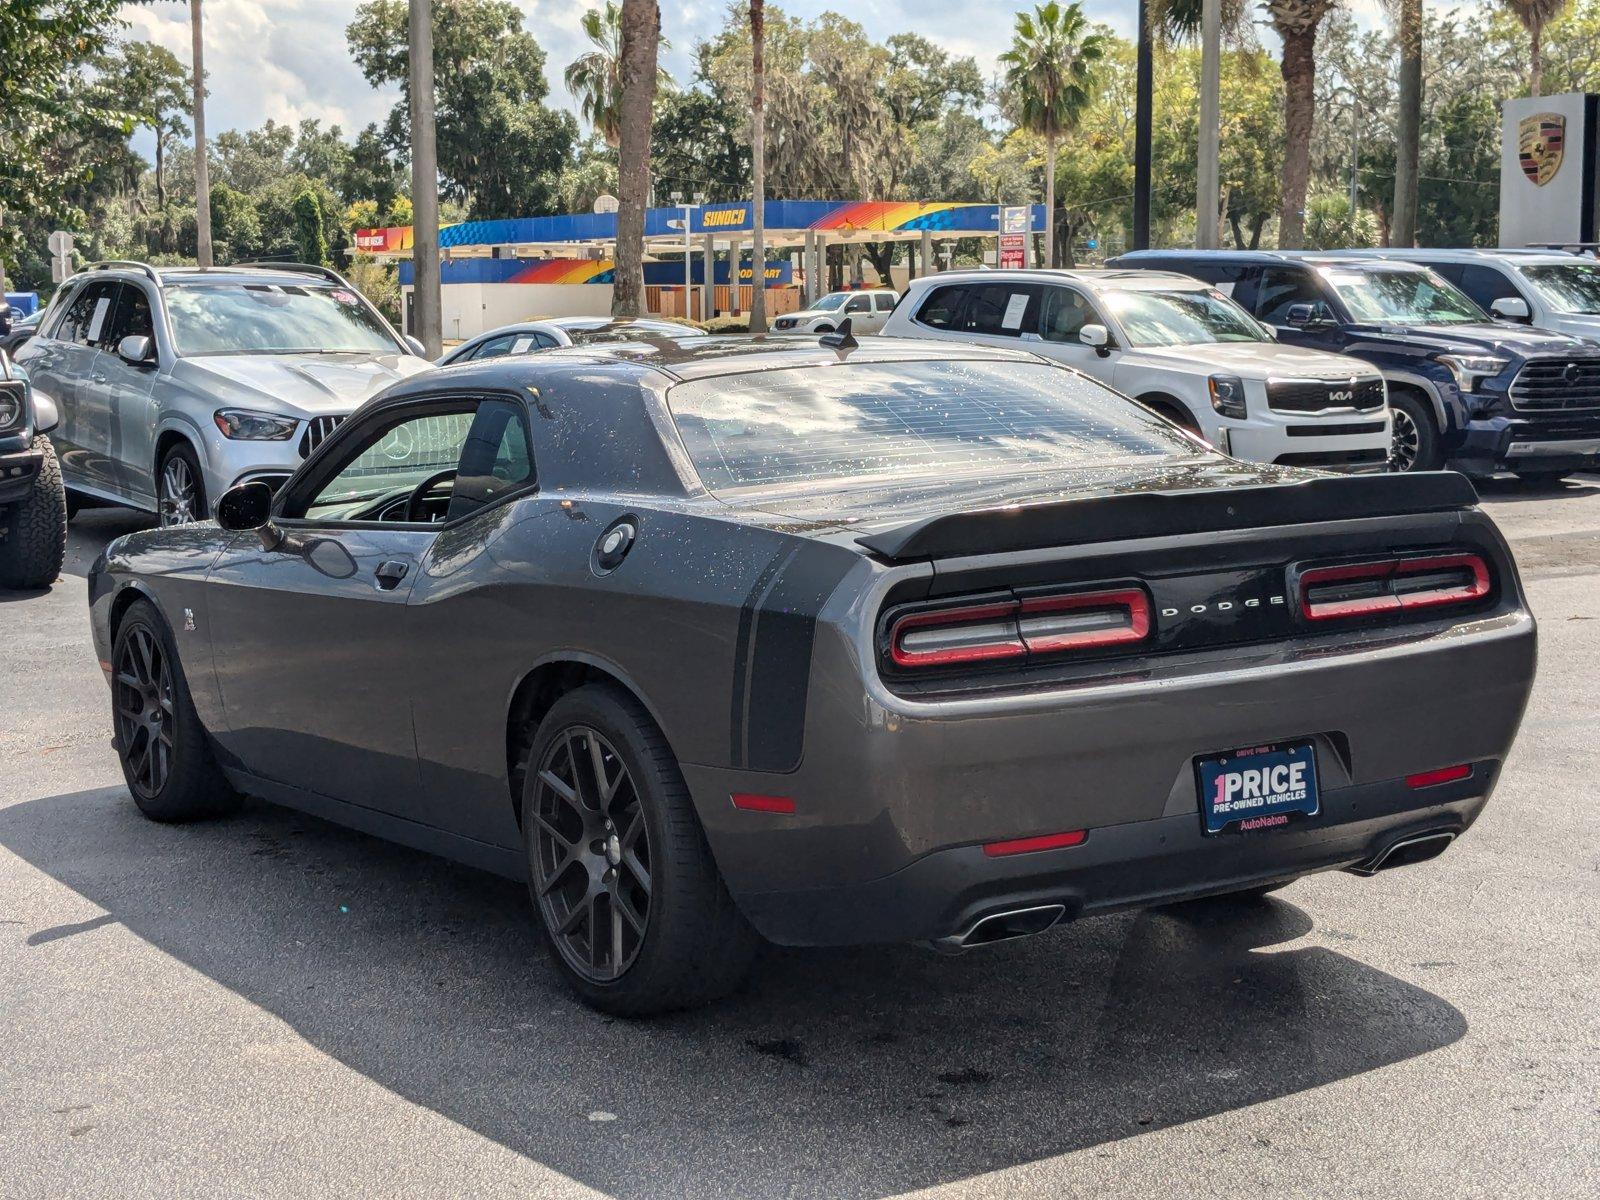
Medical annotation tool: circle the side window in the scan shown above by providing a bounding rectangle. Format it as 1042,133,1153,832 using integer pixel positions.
469,334,518,361
42,282,81,339
916,285,968,329
448,398,535,520
532,332,558,349
1457,265,1522,308
1040,286,1103,343
57,281,120,347
1429,262,1467,287
106,284,155,349
960,282,1045,338
293,399,534,524
845,294,872,314
874,293,896,312
1255,268,1327,325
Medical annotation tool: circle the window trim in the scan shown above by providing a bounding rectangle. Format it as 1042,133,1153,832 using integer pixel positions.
273,389,538,532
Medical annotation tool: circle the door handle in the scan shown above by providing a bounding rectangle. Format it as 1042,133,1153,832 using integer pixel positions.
374,559,409,589
91,372,106,383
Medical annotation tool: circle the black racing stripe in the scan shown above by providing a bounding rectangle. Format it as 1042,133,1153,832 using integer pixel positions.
742,543,855,774
730,545,797,768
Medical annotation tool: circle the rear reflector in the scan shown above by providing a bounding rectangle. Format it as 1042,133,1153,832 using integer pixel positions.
982,829,1088,857
1405,764,1472,789
1300,553,1491,621
731,793,796,814
889,587,1150,669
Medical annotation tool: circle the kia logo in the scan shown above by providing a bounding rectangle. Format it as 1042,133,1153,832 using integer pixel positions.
1329,389,1353,403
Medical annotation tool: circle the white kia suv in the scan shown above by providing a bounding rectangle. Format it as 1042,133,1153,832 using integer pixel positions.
880,269,1392,471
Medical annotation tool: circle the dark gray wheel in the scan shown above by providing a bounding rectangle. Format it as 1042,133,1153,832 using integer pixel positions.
522,684,758,1015
0,434,66,589
157,442,206,526
1387,392,1441,473
531,725,653,982
112,600,239,822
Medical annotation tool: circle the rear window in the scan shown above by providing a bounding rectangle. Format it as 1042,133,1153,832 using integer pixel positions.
666,359,1194,492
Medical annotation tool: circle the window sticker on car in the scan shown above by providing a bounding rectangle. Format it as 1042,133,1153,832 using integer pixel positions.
1001,293,1030,329
87,296,111,342
512,336,535,353
329,289,360,305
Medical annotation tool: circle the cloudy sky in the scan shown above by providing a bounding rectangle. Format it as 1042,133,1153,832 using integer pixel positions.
121,0,1395,141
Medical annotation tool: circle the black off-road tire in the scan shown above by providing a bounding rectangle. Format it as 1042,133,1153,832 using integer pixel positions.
521,683,759,1016
112,599,240,823
0,434,67,589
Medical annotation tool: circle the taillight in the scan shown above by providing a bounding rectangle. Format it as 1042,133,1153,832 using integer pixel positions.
1298,552,1491,622
888,587,1151,670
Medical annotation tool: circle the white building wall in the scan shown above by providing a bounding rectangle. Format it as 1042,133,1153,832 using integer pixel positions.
406,283,618,341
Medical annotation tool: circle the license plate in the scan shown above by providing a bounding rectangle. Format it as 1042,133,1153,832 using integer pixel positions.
1195,740,1320,835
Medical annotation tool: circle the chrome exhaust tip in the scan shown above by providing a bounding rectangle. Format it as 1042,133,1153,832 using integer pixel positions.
1348,830,1457,877
929,903,1066,954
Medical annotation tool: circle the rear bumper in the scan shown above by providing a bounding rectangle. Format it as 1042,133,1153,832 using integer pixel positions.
737,767,1492,946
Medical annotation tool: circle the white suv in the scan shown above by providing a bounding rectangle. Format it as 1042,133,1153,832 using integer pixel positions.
881,269,1392,471
1317,247,1600,342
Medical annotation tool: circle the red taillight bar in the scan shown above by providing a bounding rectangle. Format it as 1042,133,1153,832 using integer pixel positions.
1300,553,1491,622
888,587,1151,670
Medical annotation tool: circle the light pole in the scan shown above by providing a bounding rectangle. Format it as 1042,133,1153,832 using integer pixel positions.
1195,0,1221,249
408,0,442,357
670,191,703,320
1332,84,1360,225
190,0,212,268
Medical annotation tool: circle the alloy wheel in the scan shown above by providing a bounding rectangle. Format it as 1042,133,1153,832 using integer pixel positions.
1389,406,1420,472
160,455,198,525
114,625,175,799
530,726,652,982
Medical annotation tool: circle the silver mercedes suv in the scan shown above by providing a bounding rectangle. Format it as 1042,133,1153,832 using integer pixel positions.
16,262,431,524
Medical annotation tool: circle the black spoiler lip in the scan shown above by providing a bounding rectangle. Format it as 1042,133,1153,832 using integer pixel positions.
854,470,1480,561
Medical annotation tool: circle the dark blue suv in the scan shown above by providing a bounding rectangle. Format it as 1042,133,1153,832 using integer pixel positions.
1108,250,1600,480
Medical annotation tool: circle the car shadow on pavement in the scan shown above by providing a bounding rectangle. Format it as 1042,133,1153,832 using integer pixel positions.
0,787,1468,1199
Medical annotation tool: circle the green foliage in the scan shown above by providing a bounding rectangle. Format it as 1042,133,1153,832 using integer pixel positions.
292,189,331,266
1303,192,1380,249
347,0,576,219
209,184,262,263
998,2,1106,145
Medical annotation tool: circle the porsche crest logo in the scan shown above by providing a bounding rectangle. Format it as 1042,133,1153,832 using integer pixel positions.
1519,113,1566,186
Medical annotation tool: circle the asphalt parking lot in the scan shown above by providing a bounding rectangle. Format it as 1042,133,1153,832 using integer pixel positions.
2,481,1598,1200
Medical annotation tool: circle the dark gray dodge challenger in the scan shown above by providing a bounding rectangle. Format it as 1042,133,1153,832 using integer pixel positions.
88,336,1537,1014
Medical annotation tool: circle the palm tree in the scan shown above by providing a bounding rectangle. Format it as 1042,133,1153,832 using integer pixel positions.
749,0,767,334
999,2,1106,268
1265,0,1339,250
612,0,661,317
564,0,672,149
1390,0,1421,247
1503,1,1571,96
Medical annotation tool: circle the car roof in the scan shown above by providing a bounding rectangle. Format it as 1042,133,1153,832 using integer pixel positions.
448,333,1045,384
1316,247,1587,268
66,264,352,290
908,268,1209,292
548,316,706,333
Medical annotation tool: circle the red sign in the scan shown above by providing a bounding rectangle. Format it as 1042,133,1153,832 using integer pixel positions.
999,233,1025,270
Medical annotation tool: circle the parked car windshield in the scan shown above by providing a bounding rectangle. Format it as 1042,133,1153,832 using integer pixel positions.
165,282,401,356
810,293,851,311
1519,262,1600,314
1320,267,1485,326
667,358,1193,492
1100,287,1268,346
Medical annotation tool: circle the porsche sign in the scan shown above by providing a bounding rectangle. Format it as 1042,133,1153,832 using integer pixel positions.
1518,113,1566,186
1499,93,1594,247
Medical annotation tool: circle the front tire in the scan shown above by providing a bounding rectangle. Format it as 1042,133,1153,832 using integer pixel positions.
1388,392,1442,473
157,442,207,526
112,600,239,822
521,684,758,1015
0,434,67,589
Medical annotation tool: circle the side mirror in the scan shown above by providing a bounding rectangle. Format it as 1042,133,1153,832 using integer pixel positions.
215,481,279,548
117,334,154,366
403,334,428,357
1079,323,1111,356
0,305,13,337
1490,296,1531,322
1285,303,1315,327
32,390,59,434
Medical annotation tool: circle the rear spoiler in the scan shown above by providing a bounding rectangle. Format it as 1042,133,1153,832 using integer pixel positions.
854,471,1480,561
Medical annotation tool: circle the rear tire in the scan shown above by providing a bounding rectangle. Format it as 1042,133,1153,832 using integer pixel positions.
521,684,759,1016
0,434,66,589
1387,392,1442,472
111,600,240,822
